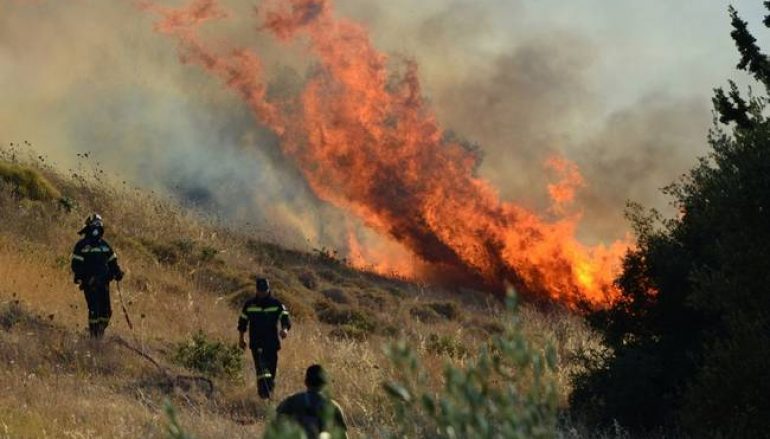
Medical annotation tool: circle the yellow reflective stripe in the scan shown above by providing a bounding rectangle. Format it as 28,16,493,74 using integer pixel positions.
281,311,289,316
89,318,99,324
240,313,248,320
108,254,117,261
256,373,273,379
72,254,85,261
246,306,281,313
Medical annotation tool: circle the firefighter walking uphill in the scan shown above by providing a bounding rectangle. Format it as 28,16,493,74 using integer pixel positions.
238,277,291,399
71,214,124,338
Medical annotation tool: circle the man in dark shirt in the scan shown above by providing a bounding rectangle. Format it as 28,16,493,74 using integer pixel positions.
238,277,291,399
71,213,124,338
276,364,348,439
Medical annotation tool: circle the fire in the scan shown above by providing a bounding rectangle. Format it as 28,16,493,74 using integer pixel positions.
141,0,629,308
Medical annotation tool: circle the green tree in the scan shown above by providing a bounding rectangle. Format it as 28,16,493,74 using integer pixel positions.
572,4,770,437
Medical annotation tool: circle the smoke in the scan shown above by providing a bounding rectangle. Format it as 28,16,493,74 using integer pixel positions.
1,0,717,291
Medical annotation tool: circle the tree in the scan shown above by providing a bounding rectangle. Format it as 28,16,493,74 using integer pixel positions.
571,4,770,437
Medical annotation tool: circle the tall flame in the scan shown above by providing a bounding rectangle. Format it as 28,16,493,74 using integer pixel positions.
140,0,629,307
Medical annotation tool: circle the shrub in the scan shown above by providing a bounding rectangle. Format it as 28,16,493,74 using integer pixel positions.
0,161,61,201
320,288,351,304
297,270,318,290
315,302,378,334
427,301,461,320
0,300,31,330
383,295,558,438
173,330,243,380
425,333,468,359
329,324,367,341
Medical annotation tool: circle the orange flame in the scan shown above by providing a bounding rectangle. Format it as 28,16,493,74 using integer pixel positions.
142,0,629,307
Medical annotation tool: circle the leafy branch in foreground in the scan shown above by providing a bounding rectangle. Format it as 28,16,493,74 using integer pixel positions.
382,295,559,439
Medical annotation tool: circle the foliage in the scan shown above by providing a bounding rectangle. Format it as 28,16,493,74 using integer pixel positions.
383,295,558,439
164,401,196,439
0,160,61,201
572,4,770,436
316,301,378,334
0,300,33,330
173,330,243,380
425,334,468,359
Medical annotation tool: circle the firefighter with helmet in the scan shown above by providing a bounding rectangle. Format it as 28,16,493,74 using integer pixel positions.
71,214,124,338
238,277,291,399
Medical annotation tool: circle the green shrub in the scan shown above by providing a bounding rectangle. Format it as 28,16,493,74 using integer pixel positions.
383,295,558,438
0,161,61,201
315,302,377,334
173,330,243,380
425,333,468,359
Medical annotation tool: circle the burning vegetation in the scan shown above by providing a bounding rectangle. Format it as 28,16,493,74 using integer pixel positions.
139,0,628,307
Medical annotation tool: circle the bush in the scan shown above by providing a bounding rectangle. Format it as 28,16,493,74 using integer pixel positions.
425,333,468,359
320,288,351,304
315,302,378,334
173,330,243,380
329,324,367,341
0,161,61,201
0,300,32,330
383,296,558,438
410,302,461,323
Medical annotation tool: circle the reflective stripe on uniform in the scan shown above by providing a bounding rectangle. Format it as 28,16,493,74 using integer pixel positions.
240,313,248,320
257,373,273,379
108,254,117,261
72,254,85,261
246,306,281,313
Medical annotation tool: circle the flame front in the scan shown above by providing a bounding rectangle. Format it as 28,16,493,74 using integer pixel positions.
142,0,629,307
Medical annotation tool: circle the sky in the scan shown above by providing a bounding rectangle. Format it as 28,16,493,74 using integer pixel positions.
1,0,769,250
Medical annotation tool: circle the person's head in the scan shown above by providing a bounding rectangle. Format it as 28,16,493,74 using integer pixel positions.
255,277,270,298
79,213,104,239
305,364,328,391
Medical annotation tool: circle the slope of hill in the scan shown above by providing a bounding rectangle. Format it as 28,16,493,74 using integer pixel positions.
0,146,601,438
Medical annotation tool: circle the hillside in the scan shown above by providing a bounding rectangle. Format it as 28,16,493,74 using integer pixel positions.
0,146,600,438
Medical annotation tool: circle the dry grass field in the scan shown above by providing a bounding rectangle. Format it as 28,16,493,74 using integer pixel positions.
0,147,603,438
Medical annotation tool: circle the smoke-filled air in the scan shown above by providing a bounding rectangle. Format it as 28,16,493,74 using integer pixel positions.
134,0,629,306
6,0,737,307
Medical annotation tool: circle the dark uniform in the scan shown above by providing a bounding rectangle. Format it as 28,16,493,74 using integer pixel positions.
276,390,348,439
238,294,291,399
71,215,123,338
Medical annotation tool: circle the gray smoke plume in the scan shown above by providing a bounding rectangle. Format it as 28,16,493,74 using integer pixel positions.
0,0,750,255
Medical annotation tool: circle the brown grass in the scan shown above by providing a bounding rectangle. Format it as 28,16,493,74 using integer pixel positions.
0,150,603,437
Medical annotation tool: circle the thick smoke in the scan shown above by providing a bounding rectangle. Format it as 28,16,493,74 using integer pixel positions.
0,0,722,262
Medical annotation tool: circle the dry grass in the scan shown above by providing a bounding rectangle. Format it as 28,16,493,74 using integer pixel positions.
0,149,603,437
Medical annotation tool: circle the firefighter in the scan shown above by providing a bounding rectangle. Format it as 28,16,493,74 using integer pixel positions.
71,214,124,338
238,277,291,399
276,364,349,439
